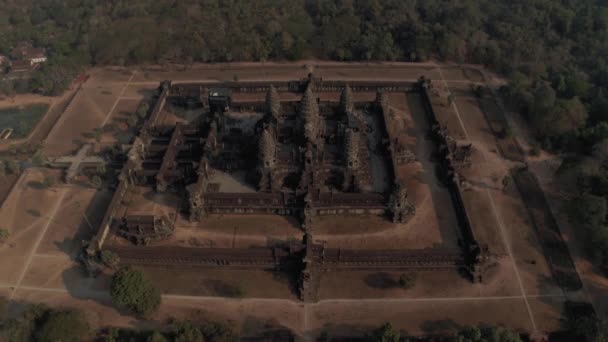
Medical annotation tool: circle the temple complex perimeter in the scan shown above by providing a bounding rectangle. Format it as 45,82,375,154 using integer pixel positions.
87,74,487,302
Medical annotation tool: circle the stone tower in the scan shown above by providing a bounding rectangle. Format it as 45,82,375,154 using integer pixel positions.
258,127,277,191
300,84,320,143
340,85,354,115
344,129,360,169
265,85,280,122
259,127,277,169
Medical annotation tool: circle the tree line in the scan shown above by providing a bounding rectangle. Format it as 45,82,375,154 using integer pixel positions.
0,0,606,100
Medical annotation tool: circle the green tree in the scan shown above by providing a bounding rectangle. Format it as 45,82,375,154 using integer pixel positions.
454,325,522,342
36,310,90,342
0,229,9,242
42,175,56,188
0,304,47,342
110,267,161,316
31,151,45,167
147,331,168,342
127,114,138,127
92,175,103,188
96,164,107,175
5,159,20,174
93,128,103,142
172,321,204,342
136,102,150,118
370,323,399,342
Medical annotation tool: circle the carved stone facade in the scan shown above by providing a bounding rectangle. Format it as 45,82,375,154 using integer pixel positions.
388,182,416,223
339,85,354,115
126,137,146,184
258,127,278,191
265,85,281,123
300,84,321,145
118,215,174,245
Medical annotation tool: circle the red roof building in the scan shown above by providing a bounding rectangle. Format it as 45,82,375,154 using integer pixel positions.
11,42,47,64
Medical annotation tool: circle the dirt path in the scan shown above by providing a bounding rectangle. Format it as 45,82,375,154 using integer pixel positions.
436,66,538,331
9,187,68,300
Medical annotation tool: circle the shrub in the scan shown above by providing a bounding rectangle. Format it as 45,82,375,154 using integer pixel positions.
93,128,103,142
127,114,138,127
110,267,161,316
0,229,9,242
136,102,150,118
398,273,416,289
42,175,56,188
101,250,120,269
92,175,103,188
370,323,400,342
147,331,168,342
5,159,20,174
31,151,45,166
529,143,541,156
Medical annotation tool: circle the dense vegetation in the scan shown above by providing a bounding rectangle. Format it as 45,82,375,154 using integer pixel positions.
0,302,236,342
0,305,90,342
363,322,522,342
110,266,161,316
0,0,606,99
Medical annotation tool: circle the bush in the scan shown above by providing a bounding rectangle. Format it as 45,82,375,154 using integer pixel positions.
147,331,168,342
369,323,400,342
36,310,90,342
92,175,103,188
529,143,541,156
0,304,48,342
136,102,150,118
93,128,103,142
5,159,20,174
0,229,9,242
31,151,45,166
96,164,107,175
473,85,485,98
127,114,138,127
398,273,416,289
101,250,120,269
455,325,522,342
170,319,234,342
110,267,161,316
42,175,56,188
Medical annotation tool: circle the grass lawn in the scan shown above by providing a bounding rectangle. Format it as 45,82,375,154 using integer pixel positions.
0,103,50,138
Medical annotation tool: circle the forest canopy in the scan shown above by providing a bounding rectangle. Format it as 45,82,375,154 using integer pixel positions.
0,0,607,148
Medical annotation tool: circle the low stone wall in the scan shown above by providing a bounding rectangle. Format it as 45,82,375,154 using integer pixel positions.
89,171,129,250
419,83,484,268
171,79,415,95
106,244,463,270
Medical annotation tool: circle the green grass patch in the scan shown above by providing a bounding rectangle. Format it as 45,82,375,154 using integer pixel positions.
0,103,50,138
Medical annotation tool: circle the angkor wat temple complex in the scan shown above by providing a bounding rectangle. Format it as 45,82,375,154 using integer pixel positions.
89,74,484,302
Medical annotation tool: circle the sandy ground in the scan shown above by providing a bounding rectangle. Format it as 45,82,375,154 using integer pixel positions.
0,63,573,339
